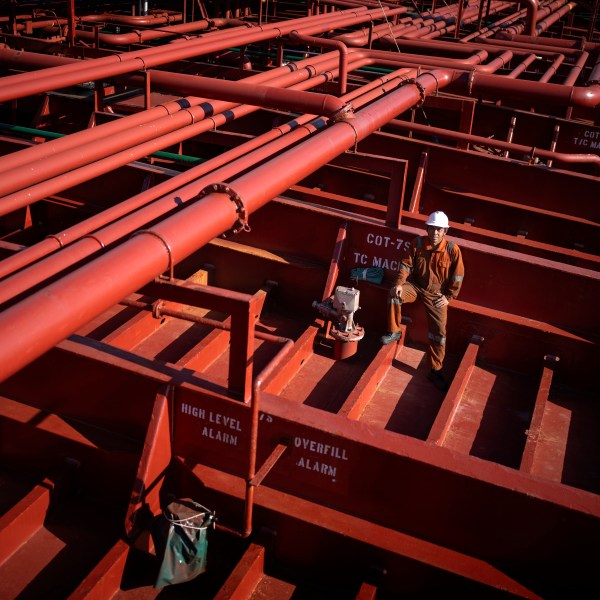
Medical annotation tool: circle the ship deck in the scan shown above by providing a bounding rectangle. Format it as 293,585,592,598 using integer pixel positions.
0,0,598,598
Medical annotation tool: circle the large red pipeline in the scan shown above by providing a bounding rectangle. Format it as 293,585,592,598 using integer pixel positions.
0,76,347,196
0,47,503,216
42,17,247,46
0,61,356,214
388,119,600,166
0,5,407,102
0,45,345,167
0,41,596,218
489,0,572,37
76,10,183,26
334,1,511,45
495,33,600,54
0,64,414,285
523,0,540,36
0,69,451,384
462,70,600,107
0,117,331,305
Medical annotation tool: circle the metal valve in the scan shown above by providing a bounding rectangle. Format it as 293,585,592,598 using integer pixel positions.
312,286,365,359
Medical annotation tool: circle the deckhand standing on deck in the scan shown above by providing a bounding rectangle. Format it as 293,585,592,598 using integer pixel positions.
381,211,465,391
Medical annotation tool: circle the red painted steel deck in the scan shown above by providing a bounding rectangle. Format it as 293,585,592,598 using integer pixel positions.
0,1,598,598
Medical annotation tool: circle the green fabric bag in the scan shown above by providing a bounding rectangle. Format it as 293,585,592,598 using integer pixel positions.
153,498,215,589
350,267,384,284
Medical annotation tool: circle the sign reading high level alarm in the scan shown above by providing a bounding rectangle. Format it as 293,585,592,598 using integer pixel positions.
180,402,242,447
174,393,351,492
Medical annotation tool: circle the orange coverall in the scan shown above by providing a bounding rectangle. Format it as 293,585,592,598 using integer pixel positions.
387,235,465,370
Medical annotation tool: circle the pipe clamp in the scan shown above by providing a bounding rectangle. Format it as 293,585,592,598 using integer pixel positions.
131,229,174,280
420,72,439,96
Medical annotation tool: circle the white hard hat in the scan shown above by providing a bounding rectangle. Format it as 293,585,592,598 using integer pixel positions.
425,211,449,228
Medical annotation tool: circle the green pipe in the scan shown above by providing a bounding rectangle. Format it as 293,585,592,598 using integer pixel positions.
0,123,206,165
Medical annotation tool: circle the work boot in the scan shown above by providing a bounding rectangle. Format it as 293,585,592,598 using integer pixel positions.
380,331,402,345
428,368,448,392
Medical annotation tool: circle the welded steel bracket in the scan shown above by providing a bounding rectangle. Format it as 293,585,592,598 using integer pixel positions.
198,182,251,237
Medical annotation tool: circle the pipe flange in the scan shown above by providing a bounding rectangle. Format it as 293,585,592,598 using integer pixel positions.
330,103,355,123
152,299,165,319
400,78,426,107
467,68,476,97
198,182,251,236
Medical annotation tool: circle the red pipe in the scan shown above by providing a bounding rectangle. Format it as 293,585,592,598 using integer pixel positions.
0,5,407,102
391,22,584,58
464,71,600,107
0,69,452,384
461,5,529,41
496,0,573,36
1,39,596,218
1,43,500,207
539,53,565,83
0,46,349,175
506,53,538,78
0,111,331,303
388,118,600,166
289,30,349,95
244,338,294,536
0,53,346,114
67,0,75,47
76,11,183,26
0,64,415,294
523,0,540,36
371,2,514,44
0,75,350,214
43,18,245,47
0,63,413,285
496,33,600,53
0,45,499,213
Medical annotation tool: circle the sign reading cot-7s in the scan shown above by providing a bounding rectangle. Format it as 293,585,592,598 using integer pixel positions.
349,226,412,271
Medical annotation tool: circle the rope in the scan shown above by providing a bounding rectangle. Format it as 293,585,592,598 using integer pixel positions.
377,0,401,54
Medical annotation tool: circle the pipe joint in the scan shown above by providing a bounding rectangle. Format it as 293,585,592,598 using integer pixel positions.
198,183,251,236
330,103,355,122
400,78,427,107
152,300,165,319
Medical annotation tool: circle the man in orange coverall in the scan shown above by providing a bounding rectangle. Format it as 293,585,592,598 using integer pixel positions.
380,211,465,391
